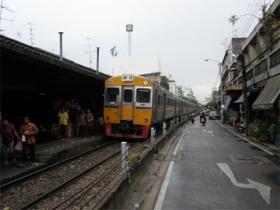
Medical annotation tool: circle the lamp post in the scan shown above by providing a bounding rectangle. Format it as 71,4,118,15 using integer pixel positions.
205,59,223,123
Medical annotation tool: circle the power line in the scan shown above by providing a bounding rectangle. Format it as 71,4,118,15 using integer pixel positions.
236,0,254,35
240,0,262,36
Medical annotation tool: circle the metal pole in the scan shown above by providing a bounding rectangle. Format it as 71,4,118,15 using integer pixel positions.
58,32,63,61
151,127,155,145
128,32,131,56
121,142,128,175
96,47,100,74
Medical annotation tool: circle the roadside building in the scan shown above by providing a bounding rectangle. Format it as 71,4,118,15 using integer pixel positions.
220,0,280,144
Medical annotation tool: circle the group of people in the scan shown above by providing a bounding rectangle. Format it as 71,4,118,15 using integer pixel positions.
1,108,104,167
57,108,102,140
0,116,38,167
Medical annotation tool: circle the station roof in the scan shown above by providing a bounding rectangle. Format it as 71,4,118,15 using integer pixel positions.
0,35,110,81
0,35,111,96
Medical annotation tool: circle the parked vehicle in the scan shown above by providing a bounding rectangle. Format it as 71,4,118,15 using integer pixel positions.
208,111,218,120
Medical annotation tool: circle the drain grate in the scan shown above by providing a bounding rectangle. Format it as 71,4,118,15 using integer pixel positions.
229,155,273,164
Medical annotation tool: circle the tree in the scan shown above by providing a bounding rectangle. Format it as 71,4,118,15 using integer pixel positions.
160,76,169,90
260,4,280,46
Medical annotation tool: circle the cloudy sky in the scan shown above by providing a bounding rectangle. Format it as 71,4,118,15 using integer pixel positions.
0,0,268,103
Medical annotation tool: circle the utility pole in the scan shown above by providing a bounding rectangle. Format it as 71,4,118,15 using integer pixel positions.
205,59,224,123
126,24,133,56
26,22,37,46
0,0,14,32
241,54,249,132
218,62,224,123
85,37,94,68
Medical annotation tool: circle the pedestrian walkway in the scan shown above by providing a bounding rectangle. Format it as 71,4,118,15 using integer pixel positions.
218,121,280,157
0,134,104,184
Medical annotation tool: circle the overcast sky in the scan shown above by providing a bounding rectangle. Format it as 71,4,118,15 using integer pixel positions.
0,0,269,103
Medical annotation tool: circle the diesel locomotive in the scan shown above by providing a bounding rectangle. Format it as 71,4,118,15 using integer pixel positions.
103,74,196,139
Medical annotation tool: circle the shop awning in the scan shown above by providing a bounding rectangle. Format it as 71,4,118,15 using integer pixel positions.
223,96,232,110
253,75,280,110
234,93,250,103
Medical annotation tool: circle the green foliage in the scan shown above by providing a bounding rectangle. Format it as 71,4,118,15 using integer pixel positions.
160,76,169,90
206,101,215,110
248,119,271,142
260,4,280,45
128,153,140,171
268,124,277,142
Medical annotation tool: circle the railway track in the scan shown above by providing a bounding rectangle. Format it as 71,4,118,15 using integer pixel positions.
0,120,184,209
0,141,122,210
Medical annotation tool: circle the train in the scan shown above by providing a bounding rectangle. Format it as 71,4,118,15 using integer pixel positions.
103,74,196,139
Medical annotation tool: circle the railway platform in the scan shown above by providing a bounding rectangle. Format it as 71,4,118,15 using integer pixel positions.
0,134,105,184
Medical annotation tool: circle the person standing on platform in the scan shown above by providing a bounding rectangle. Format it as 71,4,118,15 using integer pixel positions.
57,107,69,142
0,118,21,166
78,109,86,138
19,116,39,167
84,109,94,139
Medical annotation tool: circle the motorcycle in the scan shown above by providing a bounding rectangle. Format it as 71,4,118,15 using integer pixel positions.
191,117,195,124
200,117,206,126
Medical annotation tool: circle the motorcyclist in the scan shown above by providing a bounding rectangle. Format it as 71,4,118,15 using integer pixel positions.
200,111,206,125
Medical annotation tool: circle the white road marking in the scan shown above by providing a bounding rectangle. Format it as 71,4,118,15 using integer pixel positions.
154,127,188,210
154,161,174,210
217,163,271,205
202,129,214,136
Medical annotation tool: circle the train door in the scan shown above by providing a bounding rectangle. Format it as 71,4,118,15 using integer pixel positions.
120,86,134,120
153,89,158,121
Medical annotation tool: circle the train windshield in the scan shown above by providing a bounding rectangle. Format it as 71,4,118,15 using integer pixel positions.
124,89,133,103
106,88,120,102
136,89,150,103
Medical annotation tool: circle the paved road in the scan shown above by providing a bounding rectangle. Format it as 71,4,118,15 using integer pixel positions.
156,119,280,209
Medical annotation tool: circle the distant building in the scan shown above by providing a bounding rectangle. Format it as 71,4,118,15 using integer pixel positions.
219,0,280,130
140,72,161,84
168,80,183,96
108,53,161,76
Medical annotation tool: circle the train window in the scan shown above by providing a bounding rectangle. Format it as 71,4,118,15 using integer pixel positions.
137,89,150,103
124,89,133,102
106,88,120,102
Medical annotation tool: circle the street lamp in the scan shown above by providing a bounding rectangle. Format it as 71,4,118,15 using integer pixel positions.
205,59,223,123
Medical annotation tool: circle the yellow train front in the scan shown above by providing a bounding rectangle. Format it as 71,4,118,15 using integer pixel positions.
104,74,153,138
104,74,196,139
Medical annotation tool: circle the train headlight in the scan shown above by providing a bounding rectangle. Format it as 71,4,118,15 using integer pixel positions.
122,74,134,82
144,81,148,85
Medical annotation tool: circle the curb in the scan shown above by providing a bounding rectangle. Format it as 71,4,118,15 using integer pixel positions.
217,120,280,157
